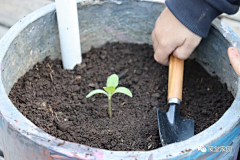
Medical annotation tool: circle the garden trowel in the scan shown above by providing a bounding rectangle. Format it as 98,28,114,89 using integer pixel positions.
157,55,194,146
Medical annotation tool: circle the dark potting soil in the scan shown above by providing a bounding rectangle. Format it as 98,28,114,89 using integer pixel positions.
9,42,234,151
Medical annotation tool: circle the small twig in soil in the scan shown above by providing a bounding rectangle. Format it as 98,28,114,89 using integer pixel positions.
147,135,152,141
47,63,54,82
118,69,129,79
120,102,132,106
48,105,54,116
121,102,126,106
47,63,53,70
49,73,53,82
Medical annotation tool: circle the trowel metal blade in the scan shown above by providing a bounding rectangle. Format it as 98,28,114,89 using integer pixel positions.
157,104,194,146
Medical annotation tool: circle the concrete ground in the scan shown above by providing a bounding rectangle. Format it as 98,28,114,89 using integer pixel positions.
0,0,54,38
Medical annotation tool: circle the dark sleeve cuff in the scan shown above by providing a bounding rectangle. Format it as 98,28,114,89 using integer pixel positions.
166,0,221,38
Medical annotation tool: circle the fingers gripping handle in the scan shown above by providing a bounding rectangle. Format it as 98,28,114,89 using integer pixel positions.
167,55,184,101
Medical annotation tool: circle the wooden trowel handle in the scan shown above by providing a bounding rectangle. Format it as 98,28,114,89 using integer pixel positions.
167,55,184,101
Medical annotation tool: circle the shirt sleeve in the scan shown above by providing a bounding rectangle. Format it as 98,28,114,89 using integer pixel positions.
165,0,240,38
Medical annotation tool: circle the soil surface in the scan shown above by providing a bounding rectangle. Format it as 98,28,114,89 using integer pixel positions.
9,42,234,151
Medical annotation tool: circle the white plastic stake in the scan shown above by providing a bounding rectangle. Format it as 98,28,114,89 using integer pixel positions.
55,0,82,70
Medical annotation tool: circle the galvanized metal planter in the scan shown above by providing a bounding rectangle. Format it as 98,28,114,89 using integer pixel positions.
0,0,240,159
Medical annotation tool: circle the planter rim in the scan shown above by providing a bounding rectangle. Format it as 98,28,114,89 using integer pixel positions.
0,0,240,159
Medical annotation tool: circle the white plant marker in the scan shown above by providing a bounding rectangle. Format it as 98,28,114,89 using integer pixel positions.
55,0,82,70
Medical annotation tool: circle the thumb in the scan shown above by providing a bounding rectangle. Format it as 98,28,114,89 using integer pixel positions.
228,47,240,76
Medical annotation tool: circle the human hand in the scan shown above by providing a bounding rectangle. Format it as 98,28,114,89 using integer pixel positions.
228,47,240,76
151,7,202,65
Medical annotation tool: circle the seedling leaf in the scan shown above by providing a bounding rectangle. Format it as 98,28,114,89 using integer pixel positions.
107,74,119,88
86,73,133,118
86,89,108,98
103,87,115,94
113,87,133,97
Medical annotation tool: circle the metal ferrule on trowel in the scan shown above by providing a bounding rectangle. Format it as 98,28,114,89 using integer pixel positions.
166,97,181,125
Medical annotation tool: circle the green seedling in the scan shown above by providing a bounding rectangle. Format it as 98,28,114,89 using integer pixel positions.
86,74,132,118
